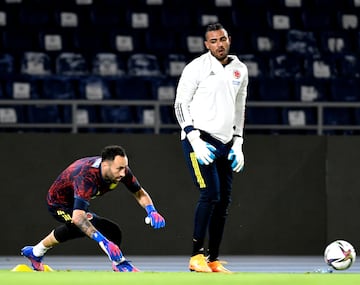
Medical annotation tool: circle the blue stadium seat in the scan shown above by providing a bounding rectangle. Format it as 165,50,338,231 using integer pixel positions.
301,10,336,31
127,53,162,77
78,76,112,100
337,54,360,78
0,53,14,75
294,78,330,101
2,28,39,52
282,108,317,126
41,76,76,100
251,31,286,54
319,31,355,54
323,108,355,127
232,9,268,32
113,76,153,100
330,78,360,101
110,29,144,53
238,54,267,78
286,29,319,55
246,106,282,125
258,77,294,101
304,55,337,79
269,53,304,78
92,53,126,77
27,105,61,124
144,30,178,55
18,5,53,27
150,77,177,124
5,78,40,99
162,53,188,78
55,52,88,76
72,28,111,53
21,52,52,76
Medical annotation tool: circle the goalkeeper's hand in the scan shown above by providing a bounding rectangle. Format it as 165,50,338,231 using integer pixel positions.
187,130,216,165
92,231,123,262
145,205,165,229
228,136,244,172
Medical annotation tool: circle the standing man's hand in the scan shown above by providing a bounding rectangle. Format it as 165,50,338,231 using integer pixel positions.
228,136,244,172
187,130,216,165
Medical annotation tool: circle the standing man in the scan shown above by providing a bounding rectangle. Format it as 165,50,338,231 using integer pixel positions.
21,145,165,272
174,23,248,273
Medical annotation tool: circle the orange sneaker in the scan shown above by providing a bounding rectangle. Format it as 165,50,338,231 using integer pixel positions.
207,260,232,273
189,254,212,272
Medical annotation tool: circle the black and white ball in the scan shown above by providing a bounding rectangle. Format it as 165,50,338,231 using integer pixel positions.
324,240,356,270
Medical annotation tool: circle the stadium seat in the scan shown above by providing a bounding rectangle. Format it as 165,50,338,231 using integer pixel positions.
5,78,40,99
319,31,355,54
55,52,88,76
337,53,360,78
159,6,194,30
0,53,14,75
113,76,153,100
238,54,267,78
41,76,76,100
127,53,162,77
232,9,268,32
337,12,359,30
150,77,177,123
301,10,336,31
330,78,360,101
323,108,355,127
267,9,302,30
251,31,286,53
0,106,26,124
2,28,39,52
286,29,319,55
269,53,304,78
304,55,337,79
294,78,330,101
258,77,294,101
179,31,205,55
72,28,111,53
245,106,283,125
89,5,126,27
21,52,52,76
162,53,188,78
110,29,144,53
282,108,317,126
27,104,61,124
144,30,178,55
92,53,126,77
78,76,112,100
18,5,53,27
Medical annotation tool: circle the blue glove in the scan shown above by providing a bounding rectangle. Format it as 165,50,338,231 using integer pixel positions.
92,231,123,262
228,136,244,172
187,130,216,165
145,205,165,229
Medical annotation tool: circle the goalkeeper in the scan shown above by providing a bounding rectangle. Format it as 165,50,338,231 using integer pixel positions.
174,23,248,273
21,145,165,272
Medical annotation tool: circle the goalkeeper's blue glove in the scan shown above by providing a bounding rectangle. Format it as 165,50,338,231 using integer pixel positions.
145,205,165,229
187,130,216,165
92,231,123,262
228,136,244,172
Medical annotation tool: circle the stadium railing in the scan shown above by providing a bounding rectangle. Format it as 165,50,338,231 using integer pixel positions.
0,100,360,135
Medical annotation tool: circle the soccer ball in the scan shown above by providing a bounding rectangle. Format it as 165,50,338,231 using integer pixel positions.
324,240,356,270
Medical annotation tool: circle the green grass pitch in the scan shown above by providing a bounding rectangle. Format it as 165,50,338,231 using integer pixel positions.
1,271,360,285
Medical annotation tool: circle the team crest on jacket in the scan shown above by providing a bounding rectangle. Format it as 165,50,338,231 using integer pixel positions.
233,70,241,79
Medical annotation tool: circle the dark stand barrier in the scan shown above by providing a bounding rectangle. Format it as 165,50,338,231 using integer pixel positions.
1,134,359,256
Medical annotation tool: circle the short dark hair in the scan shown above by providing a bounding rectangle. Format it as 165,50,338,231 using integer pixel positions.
101,145,126,161
205,22,225,39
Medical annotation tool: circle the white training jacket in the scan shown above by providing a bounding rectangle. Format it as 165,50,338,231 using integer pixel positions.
174,51,248,144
